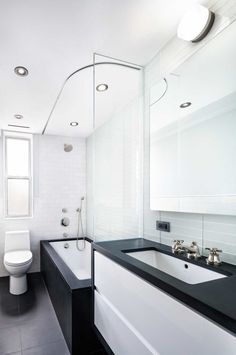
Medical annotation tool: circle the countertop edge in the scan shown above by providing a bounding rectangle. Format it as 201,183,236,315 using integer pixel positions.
92,239,236,336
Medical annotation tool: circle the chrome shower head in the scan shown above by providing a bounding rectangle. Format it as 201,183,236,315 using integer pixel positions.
64,144,73,152
76,197,85,213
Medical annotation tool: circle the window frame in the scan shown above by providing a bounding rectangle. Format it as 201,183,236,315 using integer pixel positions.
3,131,33,219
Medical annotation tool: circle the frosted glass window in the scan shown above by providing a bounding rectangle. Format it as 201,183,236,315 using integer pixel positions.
4,133,33,218
6,138,29,176
7,179,30,216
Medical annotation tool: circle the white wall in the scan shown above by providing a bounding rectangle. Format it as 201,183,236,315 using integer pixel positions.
143,0,236,265
0,134,86,276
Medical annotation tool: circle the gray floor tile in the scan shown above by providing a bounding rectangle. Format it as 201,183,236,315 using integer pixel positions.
0,327,21,355
0,306,20,329
0,274,69,355
22,340,70,355
18,298,55,324
20,318,63,350
0,278,19,310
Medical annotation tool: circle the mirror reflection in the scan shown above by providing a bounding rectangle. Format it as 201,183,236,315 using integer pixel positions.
150,20,236,215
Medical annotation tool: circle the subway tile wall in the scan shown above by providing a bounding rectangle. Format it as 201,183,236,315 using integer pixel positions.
0,134,86,276
143,0,236,265
144,211,236,265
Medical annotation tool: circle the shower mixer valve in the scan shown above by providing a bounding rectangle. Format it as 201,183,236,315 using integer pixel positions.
61,217,70,227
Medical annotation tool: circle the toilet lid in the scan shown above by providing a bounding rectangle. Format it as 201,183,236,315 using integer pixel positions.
4,250,32,266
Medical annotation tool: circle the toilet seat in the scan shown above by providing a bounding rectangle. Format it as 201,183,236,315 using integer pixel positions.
4,250,32,267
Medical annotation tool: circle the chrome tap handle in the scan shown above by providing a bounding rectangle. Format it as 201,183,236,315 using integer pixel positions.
205,247,222,265
189,241,201,258
205,247,222,253
172,240,184,253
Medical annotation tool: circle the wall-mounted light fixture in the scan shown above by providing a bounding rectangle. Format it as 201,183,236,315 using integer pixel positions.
177,4,215,42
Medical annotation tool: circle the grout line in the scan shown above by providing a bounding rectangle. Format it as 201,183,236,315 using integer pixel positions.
202,215,204,255
21,339,67,353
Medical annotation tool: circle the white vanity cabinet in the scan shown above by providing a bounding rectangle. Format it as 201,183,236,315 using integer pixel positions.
94,252,236,355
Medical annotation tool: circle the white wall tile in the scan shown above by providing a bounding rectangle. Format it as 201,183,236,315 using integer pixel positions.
203,214,236,263
0,134,86,276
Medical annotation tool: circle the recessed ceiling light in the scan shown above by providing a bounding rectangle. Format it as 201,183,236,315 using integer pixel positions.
14,66,29,76
14,114,23,119
96,84,108,92
177,4,215,42
180,102,192,108
70,122,78,126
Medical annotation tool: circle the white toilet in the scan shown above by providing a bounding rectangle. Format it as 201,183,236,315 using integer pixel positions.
4,230,33,295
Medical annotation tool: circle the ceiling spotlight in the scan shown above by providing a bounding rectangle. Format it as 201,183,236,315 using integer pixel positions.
96,84,108,92
14,114,23,119
70,122,78,126
14,66,29,76
180,102,192,108
177,4,215,42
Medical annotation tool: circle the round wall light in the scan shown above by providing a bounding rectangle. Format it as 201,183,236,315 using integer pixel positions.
96,83,108,92
177,4,215,42
14,114,23,119
180,102,192,108
14,66,29,76
70,122,78,126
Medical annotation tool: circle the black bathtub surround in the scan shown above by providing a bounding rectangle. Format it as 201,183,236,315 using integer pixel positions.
92,238,236,335
40,237,104,355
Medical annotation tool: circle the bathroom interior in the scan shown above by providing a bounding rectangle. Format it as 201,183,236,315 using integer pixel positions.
0,0,236,354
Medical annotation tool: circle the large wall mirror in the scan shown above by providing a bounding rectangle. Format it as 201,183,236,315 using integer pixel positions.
150,20,236,216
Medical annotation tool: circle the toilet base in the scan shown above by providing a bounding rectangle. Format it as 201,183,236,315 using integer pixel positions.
10,274,27,295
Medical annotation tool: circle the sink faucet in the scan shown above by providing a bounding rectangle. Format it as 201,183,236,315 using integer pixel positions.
172,240,184,254
205,248,222,265
172,240,200,260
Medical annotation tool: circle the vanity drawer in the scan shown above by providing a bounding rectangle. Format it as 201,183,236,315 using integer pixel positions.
94,290,154,355
94,251,236,355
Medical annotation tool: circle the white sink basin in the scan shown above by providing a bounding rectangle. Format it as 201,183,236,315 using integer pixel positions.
126,250,227,284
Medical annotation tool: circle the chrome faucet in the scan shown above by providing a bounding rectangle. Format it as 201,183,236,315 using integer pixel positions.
172,240,201,260
205,248,222,265
172,240,184,254
186,241,201,260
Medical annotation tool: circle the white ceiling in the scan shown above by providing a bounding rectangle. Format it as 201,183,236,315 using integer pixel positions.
0,0,206,137
46,60,142,137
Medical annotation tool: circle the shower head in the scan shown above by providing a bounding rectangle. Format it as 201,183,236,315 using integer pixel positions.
76,196,85,212
64,144,73,152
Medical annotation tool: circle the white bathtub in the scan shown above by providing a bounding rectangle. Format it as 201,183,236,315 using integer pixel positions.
50,239,91,280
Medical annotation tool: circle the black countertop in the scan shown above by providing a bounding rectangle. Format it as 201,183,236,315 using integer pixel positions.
92,238,236,336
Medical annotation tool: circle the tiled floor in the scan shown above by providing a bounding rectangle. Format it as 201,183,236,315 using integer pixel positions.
0,273,71,355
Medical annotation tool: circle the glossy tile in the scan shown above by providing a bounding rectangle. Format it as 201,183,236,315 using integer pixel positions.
22,340,70,355
0,273,69,355
20,318,63,350
0,327,21,355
